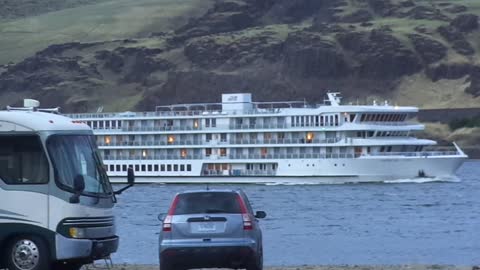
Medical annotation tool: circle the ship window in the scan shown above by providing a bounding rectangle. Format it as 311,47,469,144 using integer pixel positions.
99,121,104,129
167,135,175,144
291,116,295,127
154,164,159,171
315,116,319,126
211,118,216,127
220,133,227,142
261,148,268,157
180,164,185,171
205,148,212,156
181,149,188,158
106,121,110,128
187,164,192,171
350,114,356,122
148,165,152,172
116,165,121,171
93,121,97,129
220,148,227,156
135,165,140,172
205,118,210,127
112,121,116,128
360,114,366,122
367,131,374,137
141,165,146,172
206,133,212,141
122,165,127,171
174,164,178,171
334,115,339,126
320,116,324,126
108,165,113,172
118,121,122,128
167,165,172,171
380,146,385,152
387,146,392,152
193,120,199,129
161,165,165,171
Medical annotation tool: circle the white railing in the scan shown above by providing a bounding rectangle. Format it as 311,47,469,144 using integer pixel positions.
98,140,203,147
360,121,419,126
203,170,276,176
366,151,460,157
65,108,287,119
229,137,341,145
103,153,355,161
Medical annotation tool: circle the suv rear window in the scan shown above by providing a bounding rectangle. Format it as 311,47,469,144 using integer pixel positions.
174,192,241,215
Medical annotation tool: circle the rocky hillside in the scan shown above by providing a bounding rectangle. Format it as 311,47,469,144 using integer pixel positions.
0,0,479,114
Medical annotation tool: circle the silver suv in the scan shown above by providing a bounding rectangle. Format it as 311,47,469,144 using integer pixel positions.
158,189,266,270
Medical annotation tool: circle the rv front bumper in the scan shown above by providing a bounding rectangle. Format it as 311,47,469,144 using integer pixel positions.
55,233,119,261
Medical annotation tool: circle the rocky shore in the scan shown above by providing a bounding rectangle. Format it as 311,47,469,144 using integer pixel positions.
109,265,475,270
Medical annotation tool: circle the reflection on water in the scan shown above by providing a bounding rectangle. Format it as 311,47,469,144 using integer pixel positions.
113,161,480,265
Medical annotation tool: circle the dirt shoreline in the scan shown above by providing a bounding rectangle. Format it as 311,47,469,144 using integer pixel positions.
109,265,476,270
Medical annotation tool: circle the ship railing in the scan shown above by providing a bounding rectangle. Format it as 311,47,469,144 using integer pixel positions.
203,170,275,176
65,108,289,120
228,124,289,130
228,137,341,144
102,153,356,161
98,140,204,147
104,155,204,160
228,153,354,159
366,151,460,157
359,121,419,126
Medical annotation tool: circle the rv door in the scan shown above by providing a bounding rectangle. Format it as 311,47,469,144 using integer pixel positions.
0,134,50,230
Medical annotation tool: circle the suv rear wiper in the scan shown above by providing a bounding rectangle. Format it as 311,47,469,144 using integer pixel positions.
205,209,227,214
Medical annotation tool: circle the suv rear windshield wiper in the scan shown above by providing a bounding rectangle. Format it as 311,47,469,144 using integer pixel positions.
205,209,228,214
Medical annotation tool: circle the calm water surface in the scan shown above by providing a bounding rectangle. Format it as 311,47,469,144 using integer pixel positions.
112,160,480,265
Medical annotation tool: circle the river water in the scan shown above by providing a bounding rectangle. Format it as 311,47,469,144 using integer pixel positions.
112,160,480,266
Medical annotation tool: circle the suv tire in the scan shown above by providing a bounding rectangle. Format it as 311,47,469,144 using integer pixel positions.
246,254,263,270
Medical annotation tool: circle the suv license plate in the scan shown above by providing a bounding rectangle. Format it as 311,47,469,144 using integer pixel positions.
198,223,216,232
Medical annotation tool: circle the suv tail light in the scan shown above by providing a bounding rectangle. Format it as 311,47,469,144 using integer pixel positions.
237,195,253,230
163,195,179,232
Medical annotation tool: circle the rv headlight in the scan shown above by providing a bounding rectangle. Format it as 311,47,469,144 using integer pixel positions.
69,227,86,239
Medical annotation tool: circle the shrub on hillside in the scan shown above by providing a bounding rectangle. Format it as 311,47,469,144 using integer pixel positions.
449,115,480,130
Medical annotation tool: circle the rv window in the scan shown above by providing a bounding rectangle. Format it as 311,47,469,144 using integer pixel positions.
0,135,49,185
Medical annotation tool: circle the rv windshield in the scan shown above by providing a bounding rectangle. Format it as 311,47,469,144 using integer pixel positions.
47,135,112,196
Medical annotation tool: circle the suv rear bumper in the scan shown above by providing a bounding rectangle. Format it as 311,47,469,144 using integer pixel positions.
160,245,257,269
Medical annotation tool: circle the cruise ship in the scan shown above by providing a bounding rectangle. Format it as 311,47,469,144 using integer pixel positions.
67,93,468,184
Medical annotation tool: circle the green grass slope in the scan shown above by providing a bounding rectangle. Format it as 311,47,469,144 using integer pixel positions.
0,0,213,64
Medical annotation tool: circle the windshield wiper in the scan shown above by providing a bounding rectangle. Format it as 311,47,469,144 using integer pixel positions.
91,151,116,203
205,209,227,214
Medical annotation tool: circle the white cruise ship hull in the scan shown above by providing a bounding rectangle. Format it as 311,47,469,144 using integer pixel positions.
108,155,466,184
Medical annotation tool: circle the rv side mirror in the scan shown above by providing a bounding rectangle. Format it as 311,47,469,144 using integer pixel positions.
114,167,135,195
127,167,135,185
70,175,85,204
